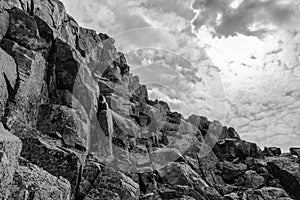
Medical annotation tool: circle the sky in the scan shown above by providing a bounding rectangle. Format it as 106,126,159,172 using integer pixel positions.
61,0,300,152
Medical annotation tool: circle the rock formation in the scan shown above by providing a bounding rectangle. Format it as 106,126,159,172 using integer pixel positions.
0,0,299,200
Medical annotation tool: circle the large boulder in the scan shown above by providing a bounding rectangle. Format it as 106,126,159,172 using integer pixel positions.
213,139,260,161
219,161,247,181
290,147,300,158
187,115,210,135
0,39,47,129
242,170,265,189
9,158,71,200
13,128,83,195
77,155,139,200
157,162,221,199
93,166,139,200
0,47,17,118
6,7,48,50
184,143,224,186
0,123,22,199
36,104,90,152
266,156,300,200
0,9,9,41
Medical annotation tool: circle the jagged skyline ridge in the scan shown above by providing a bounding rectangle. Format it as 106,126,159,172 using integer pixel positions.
60,0,300,151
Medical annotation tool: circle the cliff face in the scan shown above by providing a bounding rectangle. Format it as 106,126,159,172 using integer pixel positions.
0,1,299,200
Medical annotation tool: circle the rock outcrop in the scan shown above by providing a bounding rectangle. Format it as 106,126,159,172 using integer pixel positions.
0,0,299,200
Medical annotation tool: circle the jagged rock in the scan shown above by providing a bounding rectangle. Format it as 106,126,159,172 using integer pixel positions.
184,143,224,186
213,139,260,161
13,128,83,195
9,158,71,200
242,170,265,188
0,39,47,129
224,192,239,200
163,119,201,155
132,85,148,102
266,156,300,200
0,9,9,41
93,166,140,200
262,147,282,156
158,185,204,200
151,148,183,170
219,161,247,181
112,110,140,138
0,123,22,199
166,112,182,124
220,127,241,140
84,188,121,200
99,80,114,95
245,187,293,200
215,184,240,196
36,104,89,152
290,147,300,158
79,155,140,200
6,8,48,50
204,120,223,148
157,162,221,199
77,27,102,61
187,115,210,135
94,97,114,161
0,47,17,118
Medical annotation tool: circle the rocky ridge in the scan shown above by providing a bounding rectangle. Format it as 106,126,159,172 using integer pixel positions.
0,0,299,200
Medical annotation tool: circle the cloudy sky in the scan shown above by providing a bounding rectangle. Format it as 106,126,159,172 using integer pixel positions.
61,0,300,151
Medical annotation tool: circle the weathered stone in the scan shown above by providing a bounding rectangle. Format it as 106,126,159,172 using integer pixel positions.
158,185,205,200
219,161,247,181
0,47,17,118
132,85,148,102
224,192,240,200
204,120,223,148
13,128,82,194
220,127,241,140
266,156,300,200
213,139,260,161
245,187,293,200
99,80,114,96
0,123,22,199
0,39,47,129
84,188,120,200
184,143,224,186
9,158,71,200
242,170,265,189
151,148,183,170
6,8,48,50
112,110,140,138
290,147,300,158
156,162,220,198
262,147,282,156
93,96,114,161
187,114,210,135
93,166,140,200
36,104,89,152
0,9,9,41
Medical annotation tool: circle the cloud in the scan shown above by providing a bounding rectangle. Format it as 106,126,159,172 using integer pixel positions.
191,0,300,37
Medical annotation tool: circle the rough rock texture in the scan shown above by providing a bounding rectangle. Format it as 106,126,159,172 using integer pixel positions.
9,158,71,200
0,0,298,200
0,123,22,199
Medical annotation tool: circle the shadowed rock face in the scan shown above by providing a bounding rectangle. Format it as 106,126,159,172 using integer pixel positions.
0,0,298,200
